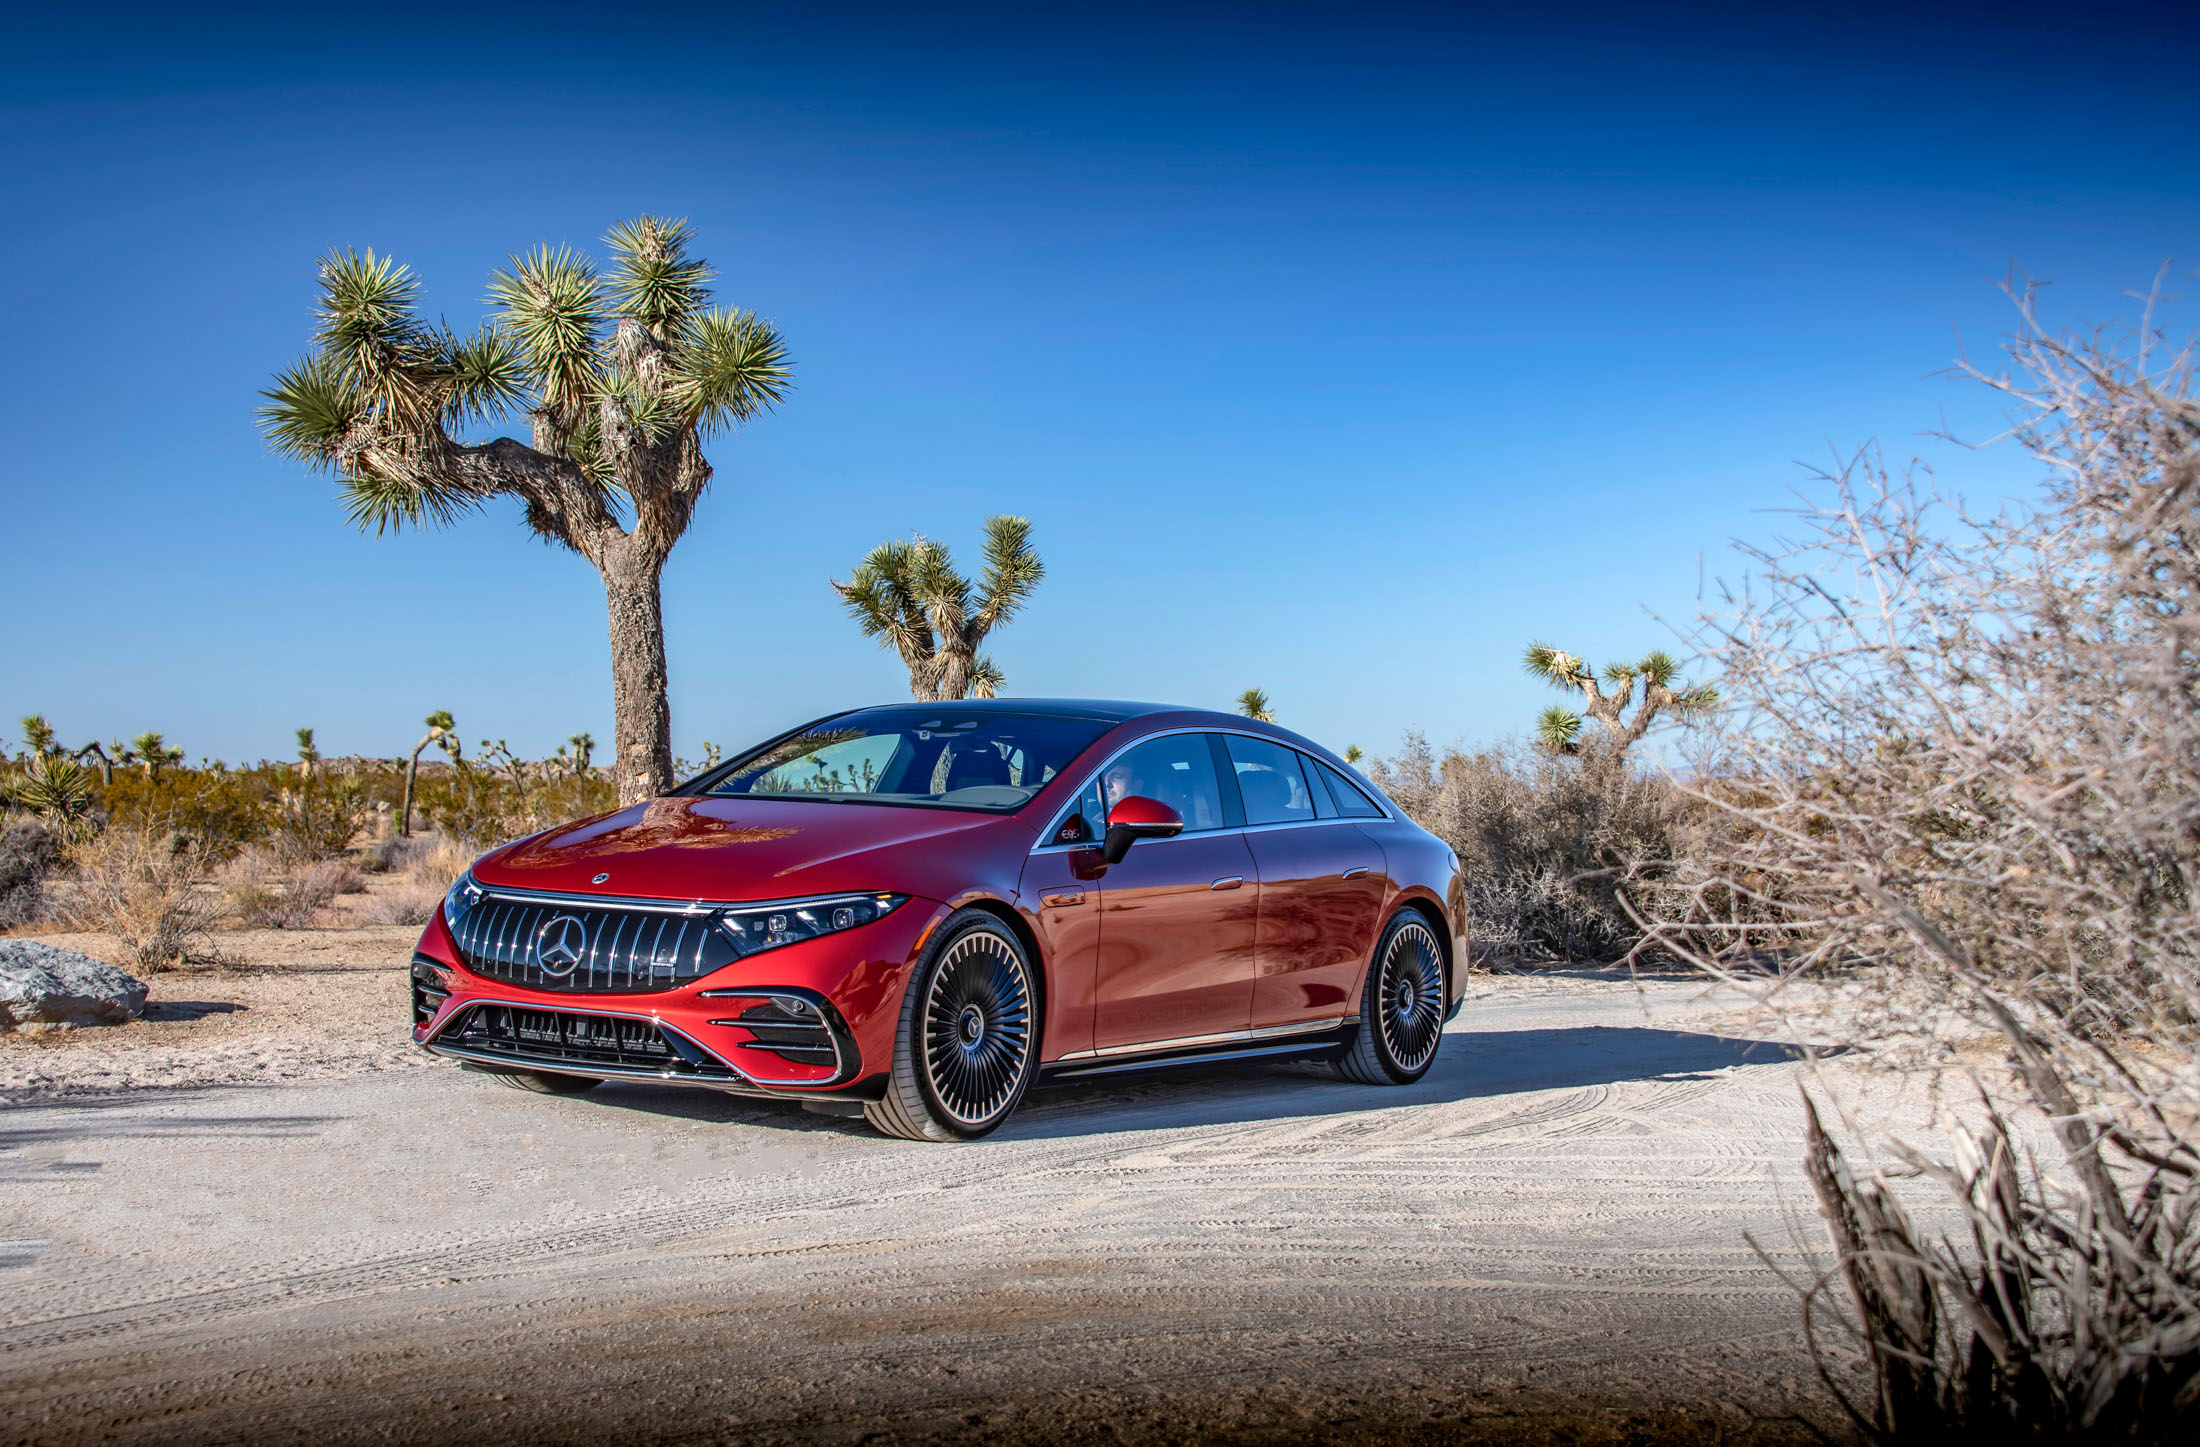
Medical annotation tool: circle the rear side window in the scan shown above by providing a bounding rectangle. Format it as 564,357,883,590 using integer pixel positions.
1223,734,1318,826
1318,761,1386,819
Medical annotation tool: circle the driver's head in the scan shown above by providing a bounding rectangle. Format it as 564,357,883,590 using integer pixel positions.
1102,759,1146,810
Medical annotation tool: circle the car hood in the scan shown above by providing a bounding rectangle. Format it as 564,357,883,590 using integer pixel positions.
474,795,1020,903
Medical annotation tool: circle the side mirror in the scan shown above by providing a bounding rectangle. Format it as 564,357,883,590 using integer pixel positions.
1100,795,1183,864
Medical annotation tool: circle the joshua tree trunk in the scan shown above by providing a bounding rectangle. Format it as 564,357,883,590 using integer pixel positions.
602,544,675,799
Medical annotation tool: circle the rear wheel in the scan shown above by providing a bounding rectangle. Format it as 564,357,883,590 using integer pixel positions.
1336,911,1446,1085
491,1069,601,1095
865,910,1037,1141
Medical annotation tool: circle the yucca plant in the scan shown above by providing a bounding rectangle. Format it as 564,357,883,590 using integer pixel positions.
260,217,792,802
1524,643,1717,758
3,752,97,838
1236,688,1275,722
832,517,1043,701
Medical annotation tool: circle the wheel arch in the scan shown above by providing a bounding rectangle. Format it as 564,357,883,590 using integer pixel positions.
951,894,1049,1059
1385,889,1456,1001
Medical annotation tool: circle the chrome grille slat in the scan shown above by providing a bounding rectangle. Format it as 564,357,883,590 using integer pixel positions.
451,896,736,994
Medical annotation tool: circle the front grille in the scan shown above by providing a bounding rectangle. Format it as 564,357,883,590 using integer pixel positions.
450,896,738,993
442,1003,740,1079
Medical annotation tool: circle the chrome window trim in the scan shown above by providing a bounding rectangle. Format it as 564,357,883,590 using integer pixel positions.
1028,725,1395,857
1051,1014,1355,1063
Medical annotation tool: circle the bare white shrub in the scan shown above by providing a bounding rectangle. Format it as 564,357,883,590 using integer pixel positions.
1640,277,2200,1438
60,827,226,971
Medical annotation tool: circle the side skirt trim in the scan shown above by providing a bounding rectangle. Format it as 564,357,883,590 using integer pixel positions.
1039,1027,1354,1080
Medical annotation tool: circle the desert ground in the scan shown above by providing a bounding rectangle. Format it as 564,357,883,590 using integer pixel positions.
0,907,1948,1446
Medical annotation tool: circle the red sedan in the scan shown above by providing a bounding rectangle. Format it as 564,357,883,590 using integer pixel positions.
410,700,1467,1141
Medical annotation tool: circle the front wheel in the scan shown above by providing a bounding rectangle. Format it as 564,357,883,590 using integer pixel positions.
1335,911,1446,1085
865,910,1038,1142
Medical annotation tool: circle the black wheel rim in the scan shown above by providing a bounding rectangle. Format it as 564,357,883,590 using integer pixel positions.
922,928,1033,1127
1376,920,1444,1071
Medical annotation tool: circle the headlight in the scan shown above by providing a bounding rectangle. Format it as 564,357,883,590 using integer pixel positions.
715,893,908,958
444,871,486,929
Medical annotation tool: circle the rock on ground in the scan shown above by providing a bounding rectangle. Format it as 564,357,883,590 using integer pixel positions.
0,940,149,1030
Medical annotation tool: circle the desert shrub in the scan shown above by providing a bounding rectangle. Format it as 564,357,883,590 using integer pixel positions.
0,817,66,928
358,879,446,926
414,764,615,847
218,851,362,929
1370,733,1690,964
269,775,370,862
60,826,225,971
100,768,275,857
1648,282,2200,1439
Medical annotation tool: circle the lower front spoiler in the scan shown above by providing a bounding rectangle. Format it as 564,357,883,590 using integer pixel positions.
423,1040,888,1102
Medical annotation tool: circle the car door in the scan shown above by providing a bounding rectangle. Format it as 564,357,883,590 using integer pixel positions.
1090,732,1258,1050
1222,735,1389,1031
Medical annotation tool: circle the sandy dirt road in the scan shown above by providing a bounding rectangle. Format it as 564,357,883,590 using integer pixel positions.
0,973,1881,1445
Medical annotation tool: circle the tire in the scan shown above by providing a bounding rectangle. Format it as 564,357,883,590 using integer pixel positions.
864,909,1038,1142
491,1069,602,1095
1335,910,1447,1085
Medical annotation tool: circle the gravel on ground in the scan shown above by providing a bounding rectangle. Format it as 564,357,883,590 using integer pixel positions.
0,934,1955,1445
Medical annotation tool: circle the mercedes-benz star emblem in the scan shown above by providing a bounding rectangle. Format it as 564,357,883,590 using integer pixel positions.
535,914,589,977
591,872,610,884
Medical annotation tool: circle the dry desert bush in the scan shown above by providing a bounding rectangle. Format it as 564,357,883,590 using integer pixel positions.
58,826,227,971
1640,279,2200,1440
1371,734,1690,965
218,851,365,929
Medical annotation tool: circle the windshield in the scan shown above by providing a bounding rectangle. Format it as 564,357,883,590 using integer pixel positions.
701,708,1116,813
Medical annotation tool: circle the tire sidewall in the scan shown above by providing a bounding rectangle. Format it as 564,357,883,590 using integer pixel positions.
901,910,1039,1139
1361,910,1443,1084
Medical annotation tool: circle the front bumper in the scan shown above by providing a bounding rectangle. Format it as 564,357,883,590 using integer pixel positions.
410,893,947,1100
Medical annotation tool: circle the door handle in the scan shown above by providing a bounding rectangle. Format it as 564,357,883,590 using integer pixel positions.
1043,889,1086,907
1340,867,1371,880
1210,875,1244,891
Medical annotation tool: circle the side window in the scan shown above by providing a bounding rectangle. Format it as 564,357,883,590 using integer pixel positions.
1223,734,1318,826
1098,734,1226,832
1047,777,1108,847
1302,752,1339,818
1321,761,1386,819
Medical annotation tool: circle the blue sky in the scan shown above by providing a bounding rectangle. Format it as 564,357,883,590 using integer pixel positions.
3,2,2196,767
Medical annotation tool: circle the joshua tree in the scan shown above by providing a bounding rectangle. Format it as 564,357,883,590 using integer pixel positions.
832,517,1043,701
1523,643,1717,758
17,715,57,758
567,732,595,775
1342,744,1364,766
261,217,793,804
1235,688,1275,722
127,731,185,779
294,727,320,776
399,710,455,837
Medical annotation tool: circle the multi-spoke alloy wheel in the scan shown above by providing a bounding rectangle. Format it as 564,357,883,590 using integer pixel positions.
1337,911,1447,1085
867,910,1038,1141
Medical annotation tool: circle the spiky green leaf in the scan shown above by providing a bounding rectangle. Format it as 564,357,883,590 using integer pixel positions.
485,245,604,415
603,215,712,341
1236,688,1275,722
1536,705,1583,753
259,354,365,466
675,308,792,437
1637,649,1681,688
973,515,1044,634
338,474,480,536
442,325,532,428
1524,641,1589,687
